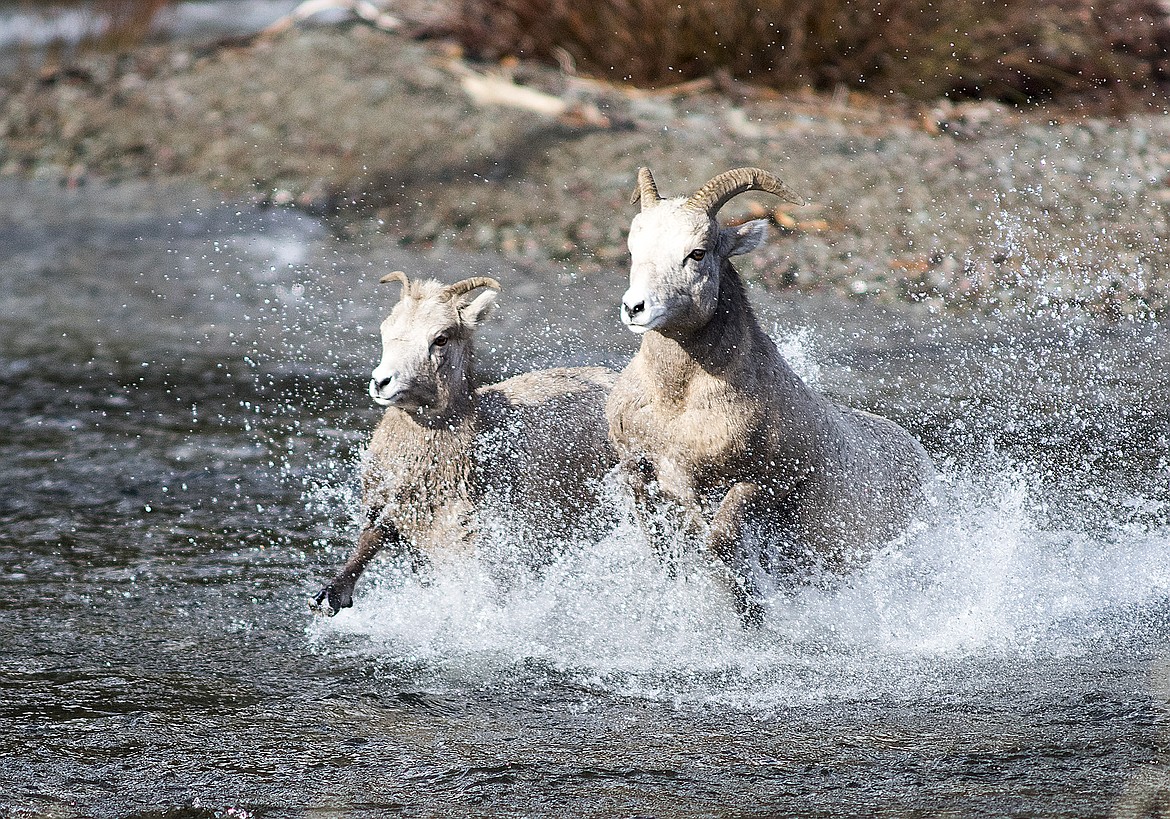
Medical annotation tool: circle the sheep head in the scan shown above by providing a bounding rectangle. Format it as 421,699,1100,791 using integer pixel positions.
621,167,800,336
368,271,500,416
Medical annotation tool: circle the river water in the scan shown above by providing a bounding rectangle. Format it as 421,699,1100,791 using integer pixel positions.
2,178,1170,817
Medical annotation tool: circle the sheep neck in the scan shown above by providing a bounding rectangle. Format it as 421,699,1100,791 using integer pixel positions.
643,262,789,399
405,346,479,429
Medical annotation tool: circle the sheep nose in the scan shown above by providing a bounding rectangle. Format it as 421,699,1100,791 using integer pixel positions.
623,299,645,319
374,376,393,391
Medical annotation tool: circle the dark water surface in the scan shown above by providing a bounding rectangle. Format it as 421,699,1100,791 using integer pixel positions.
2,179,1170,817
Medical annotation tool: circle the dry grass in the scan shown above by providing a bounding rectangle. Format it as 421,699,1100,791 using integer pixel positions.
448,0,1170,104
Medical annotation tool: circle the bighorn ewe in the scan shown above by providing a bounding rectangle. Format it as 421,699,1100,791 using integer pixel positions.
313,271,617,615
607,167,933,625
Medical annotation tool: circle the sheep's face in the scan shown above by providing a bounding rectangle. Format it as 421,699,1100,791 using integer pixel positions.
622,199,768,336
369,280,496,415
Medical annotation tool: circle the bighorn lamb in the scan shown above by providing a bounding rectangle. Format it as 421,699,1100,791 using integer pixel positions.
313,271,617,615
607,167,933,625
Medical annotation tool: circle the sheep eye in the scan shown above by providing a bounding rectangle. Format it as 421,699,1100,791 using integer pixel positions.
687,248,707,262
433,334,448,348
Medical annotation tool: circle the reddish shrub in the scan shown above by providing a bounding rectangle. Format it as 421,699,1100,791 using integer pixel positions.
448,0,1170,103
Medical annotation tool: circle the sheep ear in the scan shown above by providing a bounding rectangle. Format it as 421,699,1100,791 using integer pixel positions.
721,219,769,257
459,289,497,326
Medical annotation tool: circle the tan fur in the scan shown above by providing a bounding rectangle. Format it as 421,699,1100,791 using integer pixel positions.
361,366,618,564
609,172,933,624
313,274,618,614
361,410,477,564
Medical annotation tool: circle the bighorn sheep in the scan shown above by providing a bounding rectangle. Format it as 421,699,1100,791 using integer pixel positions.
313,271,617,615
606,167,934,625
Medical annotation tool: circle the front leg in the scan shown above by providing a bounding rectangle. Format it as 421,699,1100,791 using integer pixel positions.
312,519,399,615
624,456,671,565
623,455,706,571
708,481,764,628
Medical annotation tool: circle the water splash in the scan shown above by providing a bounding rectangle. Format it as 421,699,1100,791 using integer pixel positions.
774,325,822,387
296,308,1170,712
306,458,1170,712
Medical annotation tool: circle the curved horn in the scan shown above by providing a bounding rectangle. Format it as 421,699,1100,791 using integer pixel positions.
379,270,411,295
629,166,663,211
685,167,802,217
442,276,502,302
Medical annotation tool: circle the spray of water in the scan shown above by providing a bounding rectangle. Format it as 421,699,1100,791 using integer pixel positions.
303,327,1170,712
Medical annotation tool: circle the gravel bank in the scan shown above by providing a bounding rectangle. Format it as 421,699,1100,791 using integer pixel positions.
4,25,1170,316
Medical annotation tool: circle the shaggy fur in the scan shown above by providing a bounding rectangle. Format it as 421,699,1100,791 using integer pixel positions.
608,168,933,624
313,273,617,614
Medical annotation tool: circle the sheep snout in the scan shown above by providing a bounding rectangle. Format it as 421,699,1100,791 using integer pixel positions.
620,289,665,334
624,299,645,318
369,375,399,406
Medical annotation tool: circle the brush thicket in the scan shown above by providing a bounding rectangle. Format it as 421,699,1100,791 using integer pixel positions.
450,0,1170,104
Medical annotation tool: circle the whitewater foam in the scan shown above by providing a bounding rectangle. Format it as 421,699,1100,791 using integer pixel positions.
304,325,1170,711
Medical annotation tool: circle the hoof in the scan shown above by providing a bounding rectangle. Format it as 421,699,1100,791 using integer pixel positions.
310,582,354,616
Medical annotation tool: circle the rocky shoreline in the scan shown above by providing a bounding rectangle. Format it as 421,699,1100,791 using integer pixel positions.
4,23,1170,317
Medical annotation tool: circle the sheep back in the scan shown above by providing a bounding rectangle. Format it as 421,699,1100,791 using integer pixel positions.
475,366,619,543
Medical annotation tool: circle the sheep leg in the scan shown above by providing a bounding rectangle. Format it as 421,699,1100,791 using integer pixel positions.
625,457,666,559
624,456,696,574
708,481,764,628
312,522,396,615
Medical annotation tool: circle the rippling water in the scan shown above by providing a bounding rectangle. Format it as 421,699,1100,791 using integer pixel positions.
2,178,1170,817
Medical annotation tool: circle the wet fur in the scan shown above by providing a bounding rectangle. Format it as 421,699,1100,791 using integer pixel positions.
313,276,618,614
608,257,932,622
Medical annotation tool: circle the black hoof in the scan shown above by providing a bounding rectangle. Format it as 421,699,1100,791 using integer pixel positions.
310,582,354,616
